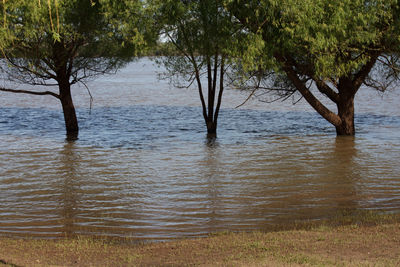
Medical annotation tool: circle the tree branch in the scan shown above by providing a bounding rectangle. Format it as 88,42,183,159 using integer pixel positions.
5,55,57,81
275,53,342,127
214,55,225,123
0,87,60,99
315,79,339,103
352,51,381,92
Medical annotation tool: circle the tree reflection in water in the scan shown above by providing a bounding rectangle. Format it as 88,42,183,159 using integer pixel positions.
58,140,81,237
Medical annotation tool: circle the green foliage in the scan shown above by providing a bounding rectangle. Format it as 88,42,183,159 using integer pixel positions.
228,0,400,135
1,0,398,136
229,0,400,79
99,0,158,56
153,0,228,57
0,0,146,86
149,0,265,85
147,41,179,57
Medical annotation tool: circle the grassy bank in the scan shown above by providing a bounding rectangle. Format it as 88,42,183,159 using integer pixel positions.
1,211,399,266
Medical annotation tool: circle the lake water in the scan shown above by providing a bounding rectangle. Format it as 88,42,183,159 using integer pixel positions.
1,59,400,241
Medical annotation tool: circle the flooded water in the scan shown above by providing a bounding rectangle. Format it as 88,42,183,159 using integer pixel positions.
1,59,400,241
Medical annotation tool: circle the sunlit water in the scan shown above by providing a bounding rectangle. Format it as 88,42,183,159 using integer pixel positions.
1,59,400,241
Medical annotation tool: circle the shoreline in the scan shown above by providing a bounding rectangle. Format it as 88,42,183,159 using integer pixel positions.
1,223,399,266
1,211,399,266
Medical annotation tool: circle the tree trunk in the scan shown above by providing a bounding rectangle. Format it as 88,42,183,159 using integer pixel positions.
206,120,217,139
275,54,359,136
335,94,355,136
59,81,79,140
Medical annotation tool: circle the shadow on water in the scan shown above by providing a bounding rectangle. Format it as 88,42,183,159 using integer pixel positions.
57,140,81,237
329,136,360,211
202,138,224,233
306,136,361,217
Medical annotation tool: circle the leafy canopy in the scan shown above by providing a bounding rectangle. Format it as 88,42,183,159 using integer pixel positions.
0,0,148,86
229,0,400,80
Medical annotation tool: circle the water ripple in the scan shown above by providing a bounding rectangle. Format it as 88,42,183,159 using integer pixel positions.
1,61,400,240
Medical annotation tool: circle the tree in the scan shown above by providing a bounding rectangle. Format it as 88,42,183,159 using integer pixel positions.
151,0,251,138
229,0,400,135
0,0,144,140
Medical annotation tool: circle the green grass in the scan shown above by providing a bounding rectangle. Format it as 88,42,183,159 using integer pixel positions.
1,210,399,266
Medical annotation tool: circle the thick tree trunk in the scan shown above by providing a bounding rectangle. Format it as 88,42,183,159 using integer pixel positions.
275,53,359,136
59,81,79,140
335,92,355,136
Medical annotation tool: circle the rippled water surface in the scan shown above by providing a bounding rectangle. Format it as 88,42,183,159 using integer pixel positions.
1,59,400,240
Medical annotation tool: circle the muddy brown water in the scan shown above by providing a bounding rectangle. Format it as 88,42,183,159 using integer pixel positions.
1,59,400,241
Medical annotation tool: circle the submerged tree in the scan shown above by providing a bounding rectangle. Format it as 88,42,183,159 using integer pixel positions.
229,0,400,135
0,0,145,139
151,0,252,138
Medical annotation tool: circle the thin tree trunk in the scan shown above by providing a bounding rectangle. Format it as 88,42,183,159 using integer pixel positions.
205,54,224,139
206,120,217,139
207,58,215,124
214,56,225,126
59,80,79,140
